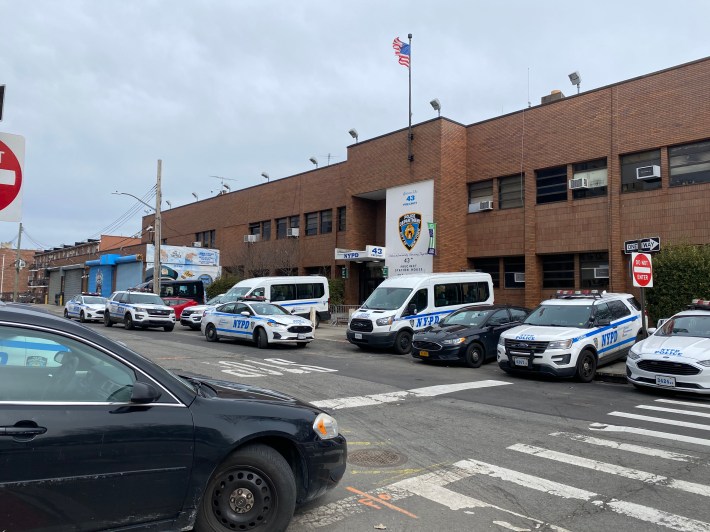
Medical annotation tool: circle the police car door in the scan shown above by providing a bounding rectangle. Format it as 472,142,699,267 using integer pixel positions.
608,299,635,354
109,293,124,319
215,303,237,339
594,303,620,359
67,296,79,317
232,303,254,341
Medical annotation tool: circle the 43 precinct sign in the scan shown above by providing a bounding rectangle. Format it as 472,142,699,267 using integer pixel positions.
0,132,24,222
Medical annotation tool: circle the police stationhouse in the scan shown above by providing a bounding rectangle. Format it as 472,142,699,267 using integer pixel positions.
497,290,643,382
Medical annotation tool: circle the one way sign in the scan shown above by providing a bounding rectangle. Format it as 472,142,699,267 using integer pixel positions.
624,237,661,254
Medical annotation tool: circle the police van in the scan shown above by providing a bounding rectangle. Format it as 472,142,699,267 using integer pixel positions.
497,290,643,382
223,276,330,327
346,272,494,355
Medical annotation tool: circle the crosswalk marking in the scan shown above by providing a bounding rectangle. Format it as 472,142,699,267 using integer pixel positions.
508,443,710,498
589,422,710,448
637,404,710,419
550,431,697,462
656,399,710,409
609,411,710,431
309,380,511,410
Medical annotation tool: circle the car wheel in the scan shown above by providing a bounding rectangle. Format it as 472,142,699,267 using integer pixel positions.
464,343,485,368
104,313,113,327
393,330,412,355
196,444,296,532
79,311,86,323
575,349,597,383
63,309,70,319
164,324,175,332
256,328,269,349
124,314,134,330
205,323,219,342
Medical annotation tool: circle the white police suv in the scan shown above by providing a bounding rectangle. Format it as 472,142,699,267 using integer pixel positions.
201,298,314,348
64,293,107,322
104,290,176,331
627,299,710,394
497,290,643,382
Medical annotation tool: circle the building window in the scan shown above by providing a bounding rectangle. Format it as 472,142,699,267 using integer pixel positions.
337,206,346,231
541,254,574,289
248,222,261,237
305,212,318,236
669,140,710,187
621,149,661,193
472,258,499,288
289,215,300,229
195,230,215,248
503,256,525,289
276,218,288,239
571,159,607,199
580,252,609,290
261,220,271,241
536,166,568,204
468,180,494,212
320,209,332,234
499,174,524,209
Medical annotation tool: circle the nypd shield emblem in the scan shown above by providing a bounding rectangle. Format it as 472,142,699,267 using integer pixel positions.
399,213,422,251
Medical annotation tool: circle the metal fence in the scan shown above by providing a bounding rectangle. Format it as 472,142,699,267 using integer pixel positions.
329,304,360,326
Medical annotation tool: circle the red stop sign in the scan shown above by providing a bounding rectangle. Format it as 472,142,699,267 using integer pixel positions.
0,139,22,211
632,253,653,287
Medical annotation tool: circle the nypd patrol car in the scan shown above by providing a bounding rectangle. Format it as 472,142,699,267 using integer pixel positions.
627,299,710,393
201,299,314,348
497,290,643,382
104,290,176,331
64,293,107,322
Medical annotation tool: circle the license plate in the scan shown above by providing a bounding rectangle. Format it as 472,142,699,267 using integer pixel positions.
297,334,306,340
355,333,363,340
419,350,429,357
513,356,529,367
656,375,676,387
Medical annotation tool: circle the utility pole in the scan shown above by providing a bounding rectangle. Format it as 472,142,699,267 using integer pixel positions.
154,160,162,296
13,222,22,302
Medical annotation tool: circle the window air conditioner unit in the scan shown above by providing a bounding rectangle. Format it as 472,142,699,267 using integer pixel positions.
287,228,300,237
594,266,610,279
568,177,589,190
243,234,258,243
192,241,202,247
478,200,493,211
514,272,526,283
636,165,660,180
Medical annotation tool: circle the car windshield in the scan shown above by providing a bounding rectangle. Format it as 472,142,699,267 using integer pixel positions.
361,287,413,310
127,293,166,305
83,296,106,304
524,303,593,328
656,315,710,338
440,309,493,327
225,286,251,298
250,303,290,316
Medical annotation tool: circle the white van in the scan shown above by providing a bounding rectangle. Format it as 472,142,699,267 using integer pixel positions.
224,276,331,327
347,272,494,354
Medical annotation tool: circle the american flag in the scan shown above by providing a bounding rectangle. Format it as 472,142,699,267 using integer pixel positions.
392,37,410,68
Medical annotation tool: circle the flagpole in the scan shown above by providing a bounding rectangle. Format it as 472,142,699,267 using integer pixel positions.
407,33,413,162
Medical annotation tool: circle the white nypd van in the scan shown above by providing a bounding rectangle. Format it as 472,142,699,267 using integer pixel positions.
497,290,643,382
346,272,494,355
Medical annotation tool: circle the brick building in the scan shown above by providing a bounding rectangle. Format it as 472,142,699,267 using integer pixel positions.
131,56,710,307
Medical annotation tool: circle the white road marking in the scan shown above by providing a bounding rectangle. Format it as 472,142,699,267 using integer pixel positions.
509,443,710,498
455,458,710,532
550,431,696,462
609,411,710,431
310,380,511,410
656,399,710,409
637,404,710,419
589,422,710,448
216,358,337,378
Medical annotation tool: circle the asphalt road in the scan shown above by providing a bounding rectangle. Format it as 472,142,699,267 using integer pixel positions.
55,308,710,532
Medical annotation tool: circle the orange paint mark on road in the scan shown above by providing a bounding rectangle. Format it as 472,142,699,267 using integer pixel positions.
346,486,418,519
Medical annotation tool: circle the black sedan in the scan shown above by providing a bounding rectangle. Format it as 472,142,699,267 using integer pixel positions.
0,303,346,531
412,305,530,367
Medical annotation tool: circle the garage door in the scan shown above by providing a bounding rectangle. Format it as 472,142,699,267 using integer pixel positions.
48,270,61,305
63,268,83,301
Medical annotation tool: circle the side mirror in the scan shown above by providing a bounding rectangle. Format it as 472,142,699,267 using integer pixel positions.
130,382,162,404
646,327,657,335
241,311,250,316
407,303,417,316
596,318,611,327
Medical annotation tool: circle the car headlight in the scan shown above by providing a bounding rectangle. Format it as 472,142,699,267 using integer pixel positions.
547,339,573,350
498,336,506,346
628,348,641,360
267,321,288,328
697,360,710,367
442,337,466,345
313,413,339,440
376,316,393,326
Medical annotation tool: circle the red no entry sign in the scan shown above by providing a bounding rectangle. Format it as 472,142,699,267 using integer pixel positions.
0,132,24,222
632,252,653,288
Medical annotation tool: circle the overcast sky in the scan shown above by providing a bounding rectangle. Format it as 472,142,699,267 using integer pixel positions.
1,0,708,250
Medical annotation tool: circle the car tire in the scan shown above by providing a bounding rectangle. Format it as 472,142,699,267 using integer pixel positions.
79,311,86,323
464,343,485,368
196,444,296,532
164,324,174,332
104,313,113,327
575,349,597,383
63,309,70,319
124,314,134,330
205,323,219,342
393,330,412,355
256,328,269,349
